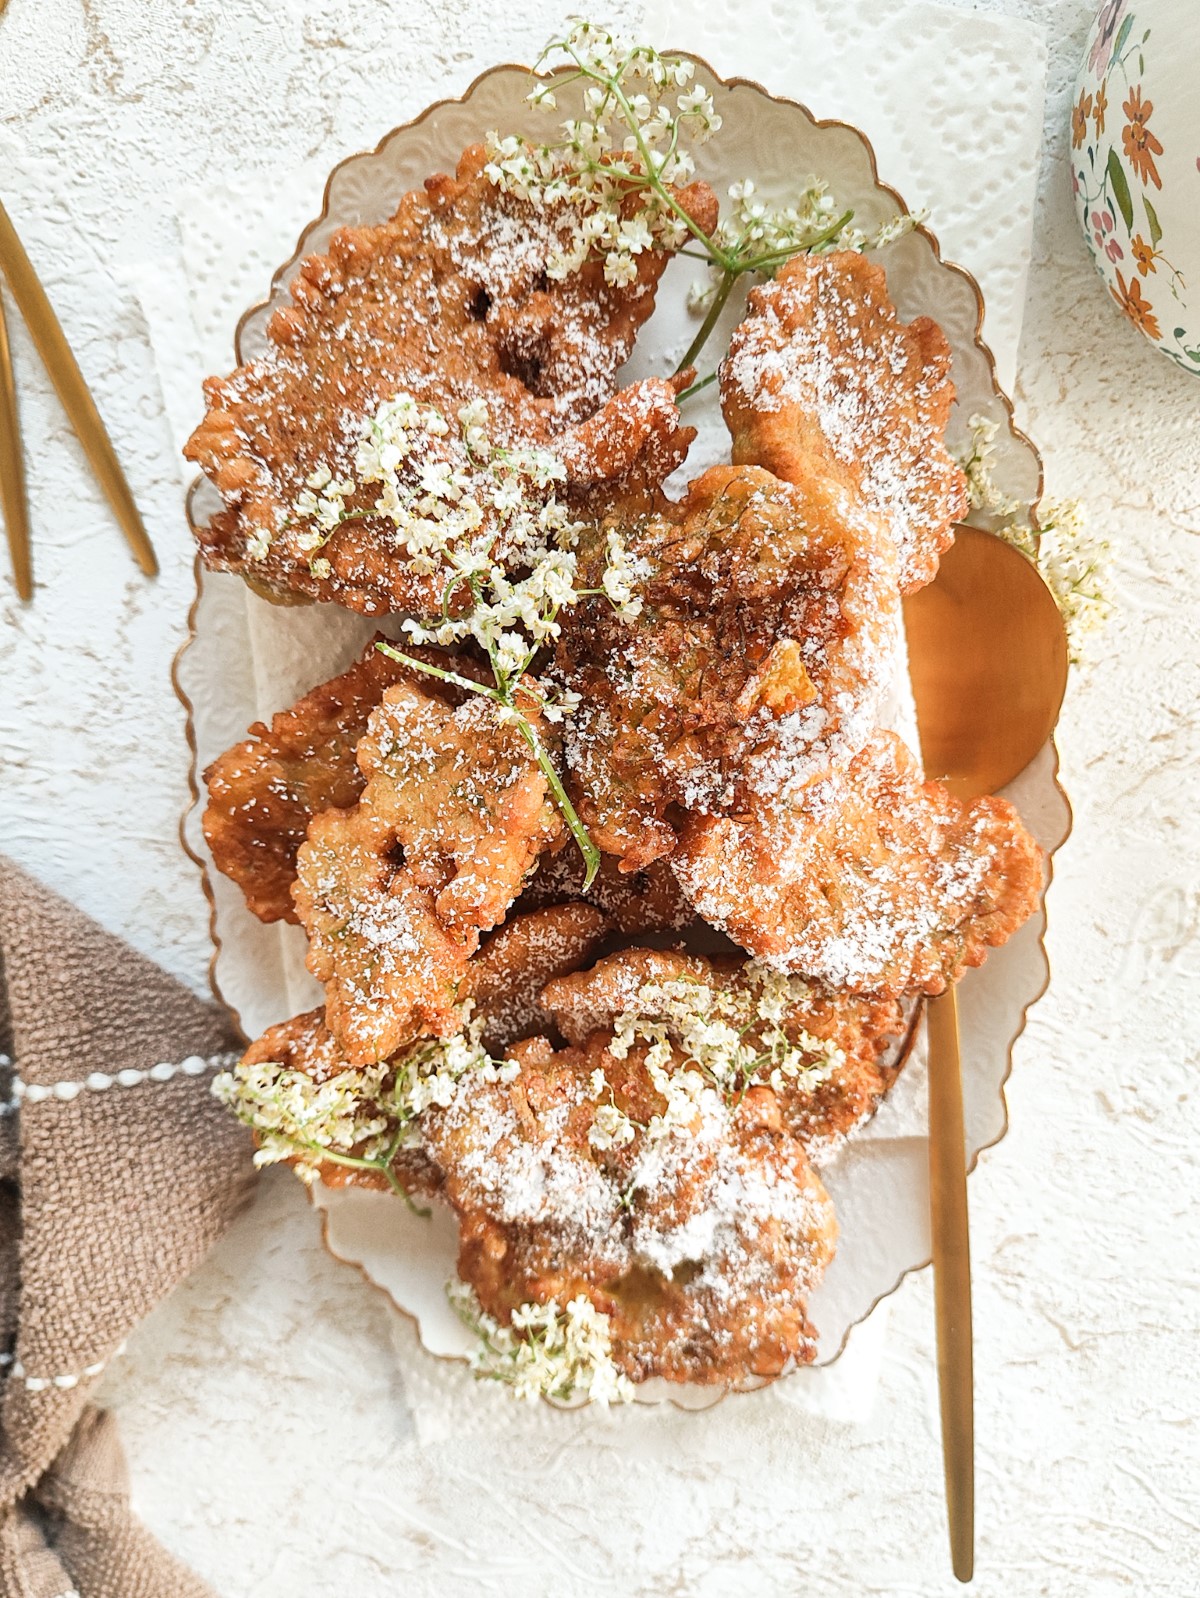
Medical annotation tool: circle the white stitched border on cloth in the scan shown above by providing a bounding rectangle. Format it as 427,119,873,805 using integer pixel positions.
0,1051,236,1107
1,1342,127,1392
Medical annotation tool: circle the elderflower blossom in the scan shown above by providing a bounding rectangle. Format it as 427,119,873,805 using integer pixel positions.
449,1282,634,1405
293,393,646,710
589,1099,638,1151
484,23,721,288
1035,498,1113,663
960,412,1025,522
586,1065,639,1150
212,1057,394,1180
212,1016,518,1183
599,526,651,619
957,413,1111,662
608,963,844,1125
688,178,924,311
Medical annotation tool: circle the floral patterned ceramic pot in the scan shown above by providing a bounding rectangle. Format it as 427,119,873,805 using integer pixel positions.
1073,0,1200,373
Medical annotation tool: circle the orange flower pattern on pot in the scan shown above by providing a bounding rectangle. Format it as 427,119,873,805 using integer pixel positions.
1073,1,1198,373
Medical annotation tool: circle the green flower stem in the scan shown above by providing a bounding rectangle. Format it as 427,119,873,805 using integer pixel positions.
240,1121,429,1215
376,642,600,891
676,268,737,373
517,718,601,891
676,371,717,404
740,207,856,270
672,209,855,376
375,641,501,703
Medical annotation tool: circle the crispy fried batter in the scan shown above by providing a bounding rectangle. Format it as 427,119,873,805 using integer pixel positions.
293,681,563,1062
240,1007,441,1195
424,1034,837,1384
539,947,907,1159
185,144,717,615
553,463,900,868
517,850,694,934
672,730,1044,997
720,250,968,593
461,903,611,1053
200,637,477,924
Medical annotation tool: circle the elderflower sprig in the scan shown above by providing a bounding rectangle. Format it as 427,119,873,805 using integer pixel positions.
290,391,649,887
212,1016,518,1207
608,963,844,1119
449,1281,634,1405
491,22,926,380
958,413,1112,663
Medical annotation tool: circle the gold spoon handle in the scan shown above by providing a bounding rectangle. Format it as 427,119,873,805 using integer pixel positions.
927,985,974,1583
0,197,157,579
0,287,31,600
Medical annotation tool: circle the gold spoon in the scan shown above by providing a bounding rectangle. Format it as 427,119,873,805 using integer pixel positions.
902,525,1069,1584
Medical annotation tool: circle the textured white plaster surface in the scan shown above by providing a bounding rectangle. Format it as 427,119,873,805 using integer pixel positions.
0,2,1197,1594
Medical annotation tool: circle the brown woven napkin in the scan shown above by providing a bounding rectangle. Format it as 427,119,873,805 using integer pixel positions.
0,855,256,1597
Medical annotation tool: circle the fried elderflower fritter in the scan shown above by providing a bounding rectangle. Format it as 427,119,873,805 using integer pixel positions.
553,463,901,868
201,637,478,925
424,1032,838,1385
672,730,1044,998
461,903,611,1053
185,143,716,615
516,849,694,935
538,947,907,1161
293,680,563,1063
720,250,968,594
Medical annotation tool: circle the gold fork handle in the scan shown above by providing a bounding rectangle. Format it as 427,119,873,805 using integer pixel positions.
0,198,157,579
928,984,974,1583
0,288,31,600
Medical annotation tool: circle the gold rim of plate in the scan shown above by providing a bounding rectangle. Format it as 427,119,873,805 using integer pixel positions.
170,54,1073,1400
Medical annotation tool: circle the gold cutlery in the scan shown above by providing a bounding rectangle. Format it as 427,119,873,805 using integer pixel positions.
0,288,30,599
0,196,157,600
904,524,1069,1582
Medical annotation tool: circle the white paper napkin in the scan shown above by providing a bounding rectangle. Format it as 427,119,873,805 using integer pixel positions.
134,0,1046,1436
644,0,1047,395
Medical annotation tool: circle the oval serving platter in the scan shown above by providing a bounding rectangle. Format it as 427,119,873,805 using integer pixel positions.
175,55,1072,1404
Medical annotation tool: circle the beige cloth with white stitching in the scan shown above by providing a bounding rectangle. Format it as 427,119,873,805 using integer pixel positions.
0,856,255,1597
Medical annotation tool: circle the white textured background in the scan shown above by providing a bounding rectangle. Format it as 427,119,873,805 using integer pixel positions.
0,1,1197,1594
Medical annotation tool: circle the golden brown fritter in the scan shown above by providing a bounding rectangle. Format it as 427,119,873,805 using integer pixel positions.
293,681,563,1063
238,1007,441,1196
185,144,717,616
424,1033,838,1385
720,250,968,594
538,946,907,1158
517,850,694,935
201,637,471,924
672,730,1044,997
553,463,901,870
461,903,611,1053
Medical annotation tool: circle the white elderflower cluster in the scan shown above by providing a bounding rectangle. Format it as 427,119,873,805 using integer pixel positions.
688,177,848,311
212,1016,518,1188
586,1065,638,1150
609,964,844,1118
599,526,651,618
1035,498,1113,664
485,22,720,288
212,1056,394,1179
450,1282,634,1405
689,183,924,311
296,393,644,705
294,463,355,545
960,412,1026,523
958,413,1110,662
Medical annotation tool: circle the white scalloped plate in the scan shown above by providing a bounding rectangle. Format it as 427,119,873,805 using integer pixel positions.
175,57,1071,1405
